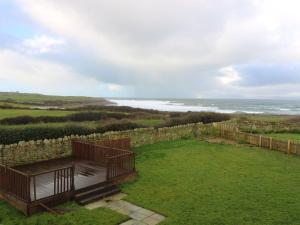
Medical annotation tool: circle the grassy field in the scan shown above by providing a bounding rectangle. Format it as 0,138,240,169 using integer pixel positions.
0,109,75,120
0,201,127,225
134,119,164,126
0,119,165,129
0,92,108,107
266,133,300,142
238,114,293,122
122,139,300,225
1,139,300,224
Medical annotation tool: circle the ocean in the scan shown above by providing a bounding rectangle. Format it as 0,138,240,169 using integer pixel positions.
107,98,300,115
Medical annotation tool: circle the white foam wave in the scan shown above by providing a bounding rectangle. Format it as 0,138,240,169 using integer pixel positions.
108,99,263,114
279,108,291,111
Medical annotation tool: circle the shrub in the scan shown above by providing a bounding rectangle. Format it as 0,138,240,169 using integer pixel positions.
96,121,143,133
0,121,144,145
68,112,107,121
159,112,231,127
0,112,132,125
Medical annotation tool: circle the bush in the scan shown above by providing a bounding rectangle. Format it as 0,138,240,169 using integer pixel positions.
0,121,144,145
96,121,143,133
70,105,161,114
0,116,67,125
0,125,92,144
0,112,132,125
68,112,107,121
159,112,231,127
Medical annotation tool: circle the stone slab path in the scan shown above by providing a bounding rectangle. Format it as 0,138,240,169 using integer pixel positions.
85,193,166,225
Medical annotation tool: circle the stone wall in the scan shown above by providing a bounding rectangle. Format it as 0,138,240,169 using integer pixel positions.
0,123,203,167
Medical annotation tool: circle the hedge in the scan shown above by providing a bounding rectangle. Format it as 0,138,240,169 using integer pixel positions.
0,121,144,144
160,112,231,127
0,112,132,125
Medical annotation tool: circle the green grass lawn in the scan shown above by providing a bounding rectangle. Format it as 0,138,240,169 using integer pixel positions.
122,139,300,225
2,139,300,224
0,92,107,106
265,133,300,142
0,201,127,225
1,121,101,129
235,114,293,122
0,109,75,119
134,119,164,126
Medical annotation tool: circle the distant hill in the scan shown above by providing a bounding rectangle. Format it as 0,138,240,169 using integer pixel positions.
0,92,110,108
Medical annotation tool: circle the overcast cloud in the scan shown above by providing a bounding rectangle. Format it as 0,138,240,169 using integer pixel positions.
1,0,300,98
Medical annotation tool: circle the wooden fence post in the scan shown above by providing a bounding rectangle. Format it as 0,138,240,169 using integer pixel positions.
287,140,291,155
259,135,262,147
235,128,239,141
71,165,75,191
1,147,3,165
269,137,273,150
27,175,31,203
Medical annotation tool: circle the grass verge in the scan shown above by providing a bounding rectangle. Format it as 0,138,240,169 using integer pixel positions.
123,139,300,225
0,201,127,225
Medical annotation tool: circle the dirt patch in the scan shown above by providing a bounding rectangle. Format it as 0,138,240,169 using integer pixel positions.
199,137,253,148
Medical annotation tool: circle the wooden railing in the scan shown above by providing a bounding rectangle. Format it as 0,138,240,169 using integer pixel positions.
72,140,135,181
30,166,74,201
0,164,74,202
0,164,30,202
72,140,133,163
95,138,131,151
72,141,95,161
207,123,300,156
72,139,131,157
0,139,134,203
106,152,135,181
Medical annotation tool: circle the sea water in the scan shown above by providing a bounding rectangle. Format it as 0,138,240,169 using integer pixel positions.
107,98,300,115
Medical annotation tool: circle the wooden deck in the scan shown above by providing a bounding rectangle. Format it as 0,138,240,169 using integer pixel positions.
0,138,136,215
14,157,107,200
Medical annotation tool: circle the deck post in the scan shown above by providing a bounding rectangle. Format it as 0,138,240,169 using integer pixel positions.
27,175,31,203
106,159,110,181
259,135,262,147
71,165,75,191
133,153,136,172
33,176,37,201
287,140,291,155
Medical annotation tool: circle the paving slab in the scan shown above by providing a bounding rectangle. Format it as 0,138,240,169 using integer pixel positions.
116,206,137,215
120,219,147,225
148,214,165,222
142,216,161,225
137,208,155,217
105,192,128,201
106,200,128,210
124,202,143,212
129,211,149,221
85,200,107,210
84,193,165,224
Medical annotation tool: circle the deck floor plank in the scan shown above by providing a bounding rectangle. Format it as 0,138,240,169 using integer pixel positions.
14,157,107,200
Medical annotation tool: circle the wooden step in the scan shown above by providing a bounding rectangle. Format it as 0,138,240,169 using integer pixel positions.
74,183,120,205
39,203,63,215
74,181,110,195
74,184,116,201
77,188,120,205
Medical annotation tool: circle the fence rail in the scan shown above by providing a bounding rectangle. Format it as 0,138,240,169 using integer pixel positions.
0,138,133,203
72,139,135,182
30,166,74,202
0,164,30,202
207,123,300,156
95,138,131,151
106,152,135,181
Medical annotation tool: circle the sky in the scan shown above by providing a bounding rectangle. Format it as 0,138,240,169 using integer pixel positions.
1,0,300,99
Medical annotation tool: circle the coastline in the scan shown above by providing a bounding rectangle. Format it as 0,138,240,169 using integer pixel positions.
107,98,300,115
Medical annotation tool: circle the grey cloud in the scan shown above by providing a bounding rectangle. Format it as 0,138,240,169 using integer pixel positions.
5,0,300,98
